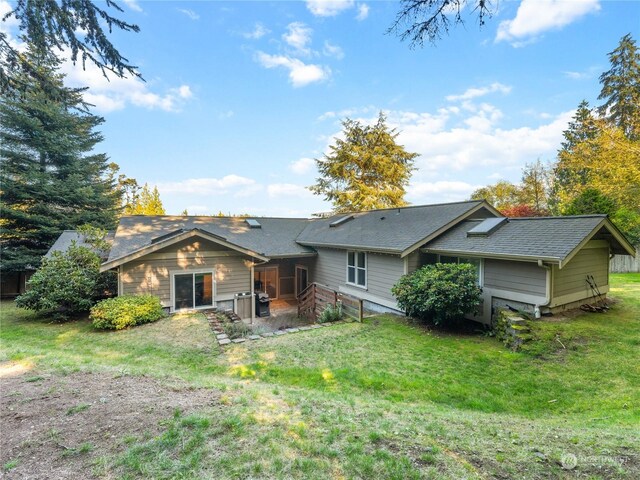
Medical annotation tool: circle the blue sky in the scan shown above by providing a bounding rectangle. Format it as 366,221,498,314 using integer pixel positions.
2,0,639,216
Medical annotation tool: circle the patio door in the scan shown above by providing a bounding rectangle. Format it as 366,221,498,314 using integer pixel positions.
254,267,278,299
295,265,308,297
173,271,214,310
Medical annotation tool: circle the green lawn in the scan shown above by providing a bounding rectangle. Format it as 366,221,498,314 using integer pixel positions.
1,274,639,479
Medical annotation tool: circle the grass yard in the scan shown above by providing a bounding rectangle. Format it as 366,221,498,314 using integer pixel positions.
1,274,639,479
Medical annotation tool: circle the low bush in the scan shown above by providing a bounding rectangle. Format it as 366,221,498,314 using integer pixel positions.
90,295,165,330
392,263,482,326
222,321,252,339
317,302,343,323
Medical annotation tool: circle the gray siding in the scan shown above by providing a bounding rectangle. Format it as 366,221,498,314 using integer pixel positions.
484,259,546,296
366,253,405,302
552,245,609,299
312,247,403,307
312,247,345,289
406,251,420,273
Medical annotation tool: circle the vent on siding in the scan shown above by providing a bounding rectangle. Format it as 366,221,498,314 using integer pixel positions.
467,217,508,237
330,215,354,228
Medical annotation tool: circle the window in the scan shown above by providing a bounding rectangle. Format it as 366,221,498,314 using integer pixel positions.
438,255,482,285
347,251,367,287
173,271,214,310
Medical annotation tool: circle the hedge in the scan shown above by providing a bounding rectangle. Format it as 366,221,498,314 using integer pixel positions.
90,294,165,330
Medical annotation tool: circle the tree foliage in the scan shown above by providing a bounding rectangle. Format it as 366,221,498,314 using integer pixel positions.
392,263,482,326
309,112,418,213
0,46,120,274
1,0,140,98
598,33,640,140
389,0,494,46
124,183,166,215
15,243,116,320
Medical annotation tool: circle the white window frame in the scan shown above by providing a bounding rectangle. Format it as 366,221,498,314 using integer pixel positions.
346,251,367,289
170,268,216,312
437,255,483,287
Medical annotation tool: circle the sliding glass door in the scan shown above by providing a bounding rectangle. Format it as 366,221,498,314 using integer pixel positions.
173,271,213,310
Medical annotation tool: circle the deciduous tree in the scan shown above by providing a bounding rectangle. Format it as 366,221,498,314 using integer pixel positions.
125,183,166,215
309,112,418,213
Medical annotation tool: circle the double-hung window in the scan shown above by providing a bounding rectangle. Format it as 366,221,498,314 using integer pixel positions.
347,251,367,288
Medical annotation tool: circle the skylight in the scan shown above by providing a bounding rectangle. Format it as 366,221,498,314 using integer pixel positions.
467,217,508,236
330,215,354,227
245,219,261,228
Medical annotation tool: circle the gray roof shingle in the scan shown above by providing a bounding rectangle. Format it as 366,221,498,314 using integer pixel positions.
107,216,316,263
296,201,490,254
423,216,609,261
46,230,115,258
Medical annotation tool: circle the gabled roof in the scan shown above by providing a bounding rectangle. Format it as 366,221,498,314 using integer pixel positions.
45,230,115,259
422,215,636,267
296,200,500,257
104,216,316,268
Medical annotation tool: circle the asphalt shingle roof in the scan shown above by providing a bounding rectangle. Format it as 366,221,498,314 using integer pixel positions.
46,230,115,258
107,216,316,263
424,216,609,261
296,201,488,253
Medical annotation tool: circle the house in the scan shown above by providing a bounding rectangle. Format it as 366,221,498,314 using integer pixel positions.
46,200,636,324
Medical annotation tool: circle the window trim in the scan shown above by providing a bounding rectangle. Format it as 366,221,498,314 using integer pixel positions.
437,255,483,287
346,250,367,289
170,268,216,312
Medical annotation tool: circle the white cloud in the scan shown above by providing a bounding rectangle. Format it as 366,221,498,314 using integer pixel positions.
60,55,193,113
243,23,270,40
255,52,330,87
178,8,200,20
496,0,600,44
267,183,312,198
306,0,355,17
0,1,18,32
122,0,142,13
290,157,316,175
218,110,234,120
283,22,313,55
446,82,512,102
157,175,259,196
323,41,344,60
356,3,370,20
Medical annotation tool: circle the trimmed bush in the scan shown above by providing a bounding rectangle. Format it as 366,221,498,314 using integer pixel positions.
90,295,165,330
392,263,482,326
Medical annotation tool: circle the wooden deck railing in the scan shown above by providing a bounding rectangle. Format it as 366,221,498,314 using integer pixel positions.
297,283,363,322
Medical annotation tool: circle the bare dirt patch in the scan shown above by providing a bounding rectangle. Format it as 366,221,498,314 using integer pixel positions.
0,368,219,479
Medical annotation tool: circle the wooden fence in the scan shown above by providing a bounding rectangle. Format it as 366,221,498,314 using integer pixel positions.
610,249,640,273
297,282,363,321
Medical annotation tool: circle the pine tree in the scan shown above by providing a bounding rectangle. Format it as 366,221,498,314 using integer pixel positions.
598,34,640,140
0,46,119,274
309,112,418,213
125,183,166,215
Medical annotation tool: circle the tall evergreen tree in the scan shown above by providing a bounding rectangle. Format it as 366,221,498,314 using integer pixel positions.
309,112,418,213
598,34,640,140
0,46,119,274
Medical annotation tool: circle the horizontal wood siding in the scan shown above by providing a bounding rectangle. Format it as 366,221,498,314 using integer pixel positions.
406,251,420,273
366,253,405,302
312,248,345,290
553,247,609,298
484,259,546,296
121,254,251,306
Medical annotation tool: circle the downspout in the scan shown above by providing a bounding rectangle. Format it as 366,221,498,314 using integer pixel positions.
535,259,552,319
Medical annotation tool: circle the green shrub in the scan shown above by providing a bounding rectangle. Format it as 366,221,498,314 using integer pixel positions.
16,244,116,321
392,263,482,326
90,295,165,330
317,302,343,323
